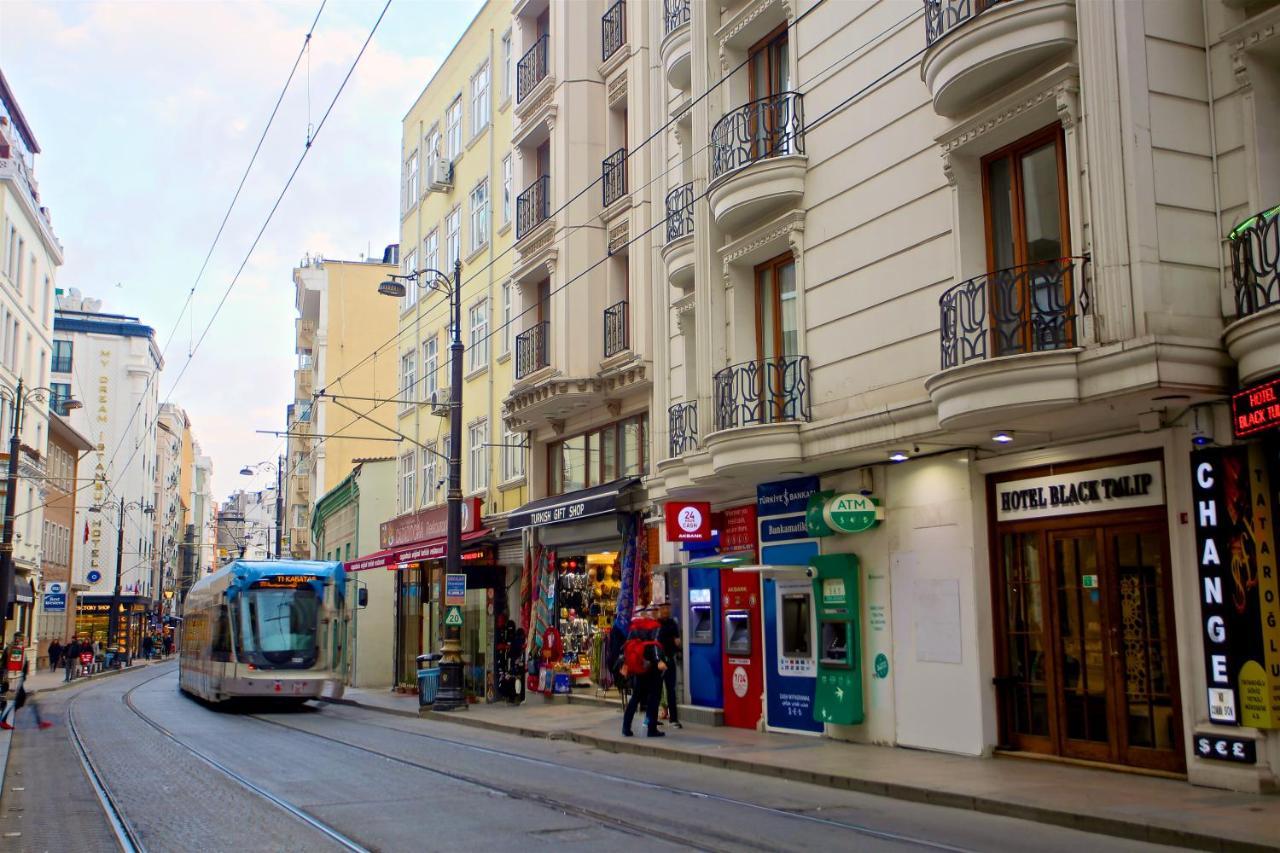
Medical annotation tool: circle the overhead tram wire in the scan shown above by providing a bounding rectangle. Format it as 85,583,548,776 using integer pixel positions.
287,5,926,475
102,0,394,486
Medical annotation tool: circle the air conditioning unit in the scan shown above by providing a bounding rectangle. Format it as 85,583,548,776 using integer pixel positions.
428,159,454,191
430,390,451,417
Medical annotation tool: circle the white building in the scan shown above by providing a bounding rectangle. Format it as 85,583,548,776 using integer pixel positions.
154,403,186,612
0,68,62,643
189,451,215,581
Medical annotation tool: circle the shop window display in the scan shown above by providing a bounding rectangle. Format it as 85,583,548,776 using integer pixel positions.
553,554,622,690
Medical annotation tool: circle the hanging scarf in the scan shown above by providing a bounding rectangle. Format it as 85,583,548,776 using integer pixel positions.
614,514,637,631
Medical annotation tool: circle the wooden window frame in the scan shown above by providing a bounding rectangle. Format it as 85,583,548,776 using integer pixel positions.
546,413,649,496
754,252,796,362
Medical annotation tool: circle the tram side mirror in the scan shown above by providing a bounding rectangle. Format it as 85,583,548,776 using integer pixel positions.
357,587,368,609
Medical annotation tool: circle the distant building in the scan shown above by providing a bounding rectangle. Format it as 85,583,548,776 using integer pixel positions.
37,413,92,653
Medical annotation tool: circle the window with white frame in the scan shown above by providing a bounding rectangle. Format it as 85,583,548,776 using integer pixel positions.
423,335,439,398
424,124,441,178
446,207,461,267
399,350,417,411
500,282,512,355
446,97,463,160
468,299,488,371
502,427,525,482
422,229,438,275
405,150,419,210
502,155,512,225
402,248,418,309
470,180,489,254
422,443,439,505
468,420,488,492
501,30,512,101
471,63,490,135
400,451,417,512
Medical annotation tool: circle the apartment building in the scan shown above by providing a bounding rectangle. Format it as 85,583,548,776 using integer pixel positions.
286,251,399,557
631,0,1280,793
37,413,92,650
154,404,187,617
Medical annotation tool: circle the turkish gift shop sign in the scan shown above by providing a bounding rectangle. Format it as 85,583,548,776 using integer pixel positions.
380,497,481,549
1190,446,1280,728
665,501,712,542
994,461,1164,522
806,491,883,536
1232,377,1280,439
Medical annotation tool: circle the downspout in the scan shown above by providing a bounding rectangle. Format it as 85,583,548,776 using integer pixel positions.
488,25,497,515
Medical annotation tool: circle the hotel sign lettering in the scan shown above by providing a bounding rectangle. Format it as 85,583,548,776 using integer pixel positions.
1232,377,1280,439
994,461,1164,522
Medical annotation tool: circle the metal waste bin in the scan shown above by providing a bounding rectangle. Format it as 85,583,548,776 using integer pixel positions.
416,653,443,707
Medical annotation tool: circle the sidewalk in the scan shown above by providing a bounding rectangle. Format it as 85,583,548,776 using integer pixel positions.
332,686,1280,852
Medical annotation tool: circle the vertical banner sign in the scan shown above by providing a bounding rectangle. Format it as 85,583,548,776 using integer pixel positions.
1191,446,1280,728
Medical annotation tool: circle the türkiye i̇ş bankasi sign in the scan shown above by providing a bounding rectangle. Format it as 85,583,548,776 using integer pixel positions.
1191,446,1280,729
993,461,1164,522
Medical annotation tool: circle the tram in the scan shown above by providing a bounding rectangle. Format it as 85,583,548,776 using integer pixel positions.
179,560,348,705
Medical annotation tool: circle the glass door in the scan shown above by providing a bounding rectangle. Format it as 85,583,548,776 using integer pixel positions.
748,27,790,159
754,253,798,423
1049,529,1112,763
996,531,1052,752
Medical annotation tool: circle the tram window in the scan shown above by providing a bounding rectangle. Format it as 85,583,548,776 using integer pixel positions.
239,587,319,668
781,593,811,657
211,604,232,661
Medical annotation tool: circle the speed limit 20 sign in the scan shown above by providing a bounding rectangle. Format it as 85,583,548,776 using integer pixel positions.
664,501,712,542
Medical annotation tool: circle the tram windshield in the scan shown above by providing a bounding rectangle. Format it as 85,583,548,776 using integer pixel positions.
237,586,319,668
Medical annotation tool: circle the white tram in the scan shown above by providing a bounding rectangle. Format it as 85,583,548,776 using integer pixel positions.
179,560,349,704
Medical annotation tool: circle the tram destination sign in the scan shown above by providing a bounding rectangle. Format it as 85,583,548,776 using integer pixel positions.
251,575,317,589
994,461,1164,522
1231,376,1280,438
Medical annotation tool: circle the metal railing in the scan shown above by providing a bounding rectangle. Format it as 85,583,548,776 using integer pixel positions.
602,147,628,208
713,355,811,431
515,321,550,379
604,300,629,357
664,0,690,35
517,34,549,104
938,257,1087,370
924,0,1004,46
602,0,626,62
668,401,698,457
516,174,550,241
665,183,694,243
710,92,805,181
1230,203,1280,318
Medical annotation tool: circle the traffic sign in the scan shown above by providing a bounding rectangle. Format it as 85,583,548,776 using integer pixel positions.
444,573,466,606
444,605,463,627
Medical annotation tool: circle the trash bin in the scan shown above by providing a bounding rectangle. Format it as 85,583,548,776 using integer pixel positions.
416,653,443,707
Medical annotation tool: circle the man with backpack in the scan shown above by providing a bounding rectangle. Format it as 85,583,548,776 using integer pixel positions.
620,613,666,738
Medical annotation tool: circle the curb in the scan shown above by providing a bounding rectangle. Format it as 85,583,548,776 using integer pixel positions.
328,695,1278,853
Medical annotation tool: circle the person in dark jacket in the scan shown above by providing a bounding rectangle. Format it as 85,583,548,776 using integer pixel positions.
63,638,81,682
656,604,682,728
621,627,666,738
0,658,51,730
48,639,63,673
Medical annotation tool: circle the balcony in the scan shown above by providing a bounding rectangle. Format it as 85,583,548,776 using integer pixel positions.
1224,203,1280,385
515,321,550,380
662,183,696,290
602,147,628,210
926,257,1087,428
295,318,316,353
294,367,313,401
708,93,806,233
661,0,692,89
517,34,550,105
601,1,626,63
604,300,629,358
668,400,698,457
704,356,810,477
921,0,1077,117
516,175,551,241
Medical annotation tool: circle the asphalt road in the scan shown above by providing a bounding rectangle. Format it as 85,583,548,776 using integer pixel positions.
0,664,1180,852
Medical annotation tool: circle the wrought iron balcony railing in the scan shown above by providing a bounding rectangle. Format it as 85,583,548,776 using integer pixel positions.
1230,203,1280,318
515,321,550,379
516,174,550,241
668,401,698,457
713,355,811,431
710,92,805,181
602,148,627,208
924,0,1004,46
937,257,1088,370
604,300,629,357
517,34,549,104
665,183,694,243
602,1,626,62
664,0,691,36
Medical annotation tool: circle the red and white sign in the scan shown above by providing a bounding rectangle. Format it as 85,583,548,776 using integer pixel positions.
665,501,711,542
721,504,758,554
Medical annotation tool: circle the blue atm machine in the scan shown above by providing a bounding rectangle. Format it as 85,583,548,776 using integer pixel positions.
686,566,723,709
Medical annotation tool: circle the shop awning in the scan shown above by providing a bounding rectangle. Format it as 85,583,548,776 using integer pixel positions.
507,477,641,531
7,577,33,604
394,528,492,564
651,554,758,572
345,549,397,572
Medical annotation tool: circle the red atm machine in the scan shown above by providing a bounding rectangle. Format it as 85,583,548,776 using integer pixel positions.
721,571,763,729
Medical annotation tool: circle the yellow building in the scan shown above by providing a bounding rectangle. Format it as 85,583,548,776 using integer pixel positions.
381,0,523,691
287,252,400,558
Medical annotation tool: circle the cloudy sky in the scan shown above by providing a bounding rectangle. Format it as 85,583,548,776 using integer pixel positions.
2,0,481,501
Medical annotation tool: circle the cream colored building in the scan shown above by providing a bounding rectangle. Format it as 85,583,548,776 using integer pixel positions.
632,0,1280,794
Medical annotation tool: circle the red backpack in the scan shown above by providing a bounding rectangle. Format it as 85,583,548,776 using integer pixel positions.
622,617,661,676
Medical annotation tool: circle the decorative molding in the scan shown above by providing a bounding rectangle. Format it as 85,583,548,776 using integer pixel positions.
607,70,628,108
548,418,565,436
720,208,806,265
718,0,788,53
673,293,696,335
937,66,1080,156
608,219,630,254
1229,9,1280,93
606,400,623,418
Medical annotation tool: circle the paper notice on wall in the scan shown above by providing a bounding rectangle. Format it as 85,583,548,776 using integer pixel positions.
914,579,961,664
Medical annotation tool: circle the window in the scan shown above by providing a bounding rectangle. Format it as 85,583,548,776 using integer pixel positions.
400,351,417,412
424,125,442,182
50,382,72,416
422,230,439,286
500,281,512,355
402,248,418,309
470,180,489,254
423,335,439,398
468,420,488,492
502,155,513,225
469,299,489,371
501,30,513,101
755,253,798,362
471,63,490,135
51,340,72,373
502,427,525,482
446,207,461,268
422,443,438,505
446,97,463,160
548,413,648,495
400,451,417,512
404,150,419,212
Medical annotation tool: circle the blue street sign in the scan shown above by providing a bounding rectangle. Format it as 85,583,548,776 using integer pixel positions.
87,570,102,583
444,573,466,605
42,593,67,613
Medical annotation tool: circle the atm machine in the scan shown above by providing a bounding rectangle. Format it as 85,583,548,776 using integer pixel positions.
811,553,864,725
763,573,822,733
721,571,763,729
686,566,722,709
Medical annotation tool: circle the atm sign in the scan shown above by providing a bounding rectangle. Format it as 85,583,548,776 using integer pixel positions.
665,501,711,542
1231,377,1280,438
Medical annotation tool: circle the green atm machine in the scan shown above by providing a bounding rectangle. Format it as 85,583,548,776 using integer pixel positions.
809,553,863,725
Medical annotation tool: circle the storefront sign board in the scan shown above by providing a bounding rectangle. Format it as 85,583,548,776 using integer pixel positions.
380,497,482,549
994,461,1164,522
757,477,820,518
806,491,882,536
721,505,758,554
1193,733,1257,764
1231,377,1280,438
665,501,712,542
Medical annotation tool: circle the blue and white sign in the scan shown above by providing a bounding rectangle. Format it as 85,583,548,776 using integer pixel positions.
757,477,820,518
43,581,67,613
87,570,102,584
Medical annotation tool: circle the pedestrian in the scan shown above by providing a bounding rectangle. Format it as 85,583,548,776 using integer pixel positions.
656,603,682,729
48,638,63,673
63,637,80,682
142,635,153,661
0,657,52,731
620,614,666,738
163,634,173,657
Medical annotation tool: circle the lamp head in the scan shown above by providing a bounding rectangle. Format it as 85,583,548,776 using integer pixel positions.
62,399,83,411
378,279,406,298
239,466,254,476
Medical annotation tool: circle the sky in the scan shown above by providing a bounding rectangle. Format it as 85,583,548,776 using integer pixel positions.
1,0,482,502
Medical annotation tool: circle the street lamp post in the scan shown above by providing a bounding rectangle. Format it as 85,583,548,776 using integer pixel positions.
97,497,152,653
240,459,284,559
379,259,465,710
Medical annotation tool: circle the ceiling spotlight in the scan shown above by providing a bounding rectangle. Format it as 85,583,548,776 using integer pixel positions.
888,450,909,463
1191,408,1213,447
992,430,1015,444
